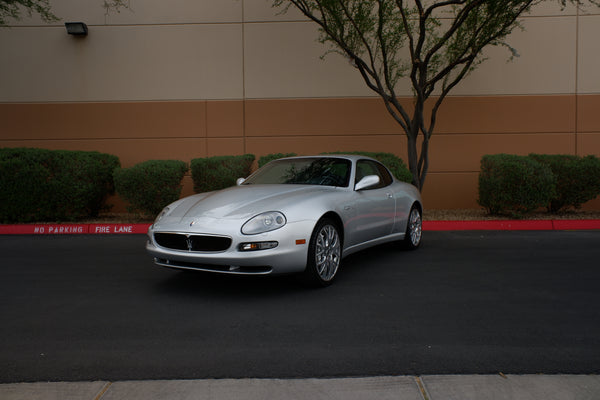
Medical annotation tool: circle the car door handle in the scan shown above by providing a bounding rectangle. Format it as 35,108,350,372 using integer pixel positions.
386,192,393,198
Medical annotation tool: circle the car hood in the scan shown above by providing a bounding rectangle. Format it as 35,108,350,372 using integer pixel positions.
168,184,338,222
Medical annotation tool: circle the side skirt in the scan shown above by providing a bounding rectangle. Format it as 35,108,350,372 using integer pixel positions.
342,232,405,258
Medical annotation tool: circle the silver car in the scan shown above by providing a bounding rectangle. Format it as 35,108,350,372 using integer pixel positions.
146,155,422,286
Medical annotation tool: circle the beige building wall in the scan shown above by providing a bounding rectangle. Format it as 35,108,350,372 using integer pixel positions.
1,0,599,210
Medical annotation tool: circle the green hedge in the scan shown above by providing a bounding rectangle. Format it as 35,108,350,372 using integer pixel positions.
529,153,600,212
114,160,188,217
478,154,556,217
0,148,120,223
258,153,297,168
191,154,255,193
324,151,413,183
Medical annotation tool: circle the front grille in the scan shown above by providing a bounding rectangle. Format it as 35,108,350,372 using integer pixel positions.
154,233,232,252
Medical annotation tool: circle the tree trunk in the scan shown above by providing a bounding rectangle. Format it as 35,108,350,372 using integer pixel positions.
406,134,421,191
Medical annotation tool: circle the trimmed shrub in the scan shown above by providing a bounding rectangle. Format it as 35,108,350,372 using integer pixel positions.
191,154,255,193
0,148,120,223
478,154,556,217
324,151,413,183
0,157,49,223
53,150,121,218
258,153,297,168
114,160,188,217
529,153,600,212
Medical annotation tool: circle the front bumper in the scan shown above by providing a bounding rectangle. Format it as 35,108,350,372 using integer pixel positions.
146,218,314,275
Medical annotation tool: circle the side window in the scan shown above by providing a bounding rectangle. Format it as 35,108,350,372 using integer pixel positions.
355,160,393,189
375,161,393,187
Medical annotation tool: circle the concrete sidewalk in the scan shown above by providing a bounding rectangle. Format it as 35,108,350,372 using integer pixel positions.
2,375,600,400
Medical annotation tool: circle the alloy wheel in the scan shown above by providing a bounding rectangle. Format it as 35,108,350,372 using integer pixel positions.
314,224,341,282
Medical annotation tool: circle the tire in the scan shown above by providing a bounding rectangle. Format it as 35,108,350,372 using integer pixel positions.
303,218,342,287
402,204,422,250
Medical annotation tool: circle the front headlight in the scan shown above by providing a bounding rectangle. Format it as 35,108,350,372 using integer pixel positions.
242,211,286,235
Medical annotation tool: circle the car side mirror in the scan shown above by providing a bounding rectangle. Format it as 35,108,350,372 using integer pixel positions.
355,175,380,191
236,177,246,186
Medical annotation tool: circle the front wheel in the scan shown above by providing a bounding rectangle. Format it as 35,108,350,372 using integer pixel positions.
402,205,422,250
303,218,342,287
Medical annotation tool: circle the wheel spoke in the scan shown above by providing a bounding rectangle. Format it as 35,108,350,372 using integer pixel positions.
408,209,422,246
314,224,340,281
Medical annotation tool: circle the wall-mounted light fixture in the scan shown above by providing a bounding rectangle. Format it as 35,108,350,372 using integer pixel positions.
65,22,88,36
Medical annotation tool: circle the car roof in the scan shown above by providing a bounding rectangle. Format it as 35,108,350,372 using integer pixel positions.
276,154,378,163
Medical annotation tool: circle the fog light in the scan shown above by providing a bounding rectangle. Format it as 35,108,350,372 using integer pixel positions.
239,241,278,251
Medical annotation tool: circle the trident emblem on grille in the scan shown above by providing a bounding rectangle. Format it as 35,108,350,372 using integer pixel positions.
186,237,193,251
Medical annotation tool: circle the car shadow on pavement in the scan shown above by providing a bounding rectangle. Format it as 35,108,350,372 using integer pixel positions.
154,269,314,299
151,241,414,300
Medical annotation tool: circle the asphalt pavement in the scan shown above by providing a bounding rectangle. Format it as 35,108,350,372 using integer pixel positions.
1,230,599,399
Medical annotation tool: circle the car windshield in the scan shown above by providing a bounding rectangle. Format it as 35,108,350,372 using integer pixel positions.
243,158,351,187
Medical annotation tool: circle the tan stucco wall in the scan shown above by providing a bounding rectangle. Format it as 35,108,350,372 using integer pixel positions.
1,0,599,210
2,95,599,209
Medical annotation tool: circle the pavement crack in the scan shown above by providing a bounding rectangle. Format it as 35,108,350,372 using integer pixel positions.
415,376,430,400
94,382,112,400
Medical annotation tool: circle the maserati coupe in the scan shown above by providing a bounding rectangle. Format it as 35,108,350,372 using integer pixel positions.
146,155,422,286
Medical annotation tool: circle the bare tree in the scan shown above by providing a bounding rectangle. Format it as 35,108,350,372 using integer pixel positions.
0,0,130,25
273,0,597,190
0,0,58,25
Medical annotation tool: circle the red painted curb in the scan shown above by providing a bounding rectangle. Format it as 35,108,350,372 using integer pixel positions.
423,220,554,231
423,219,600,231
88,224,152,234
0,223,152,235
551,219,600,231
1,220,599,235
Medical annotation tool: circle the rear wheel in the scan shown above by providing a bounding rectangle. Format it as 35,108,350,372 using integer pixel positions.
402,205,422,250
304,218,342,287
